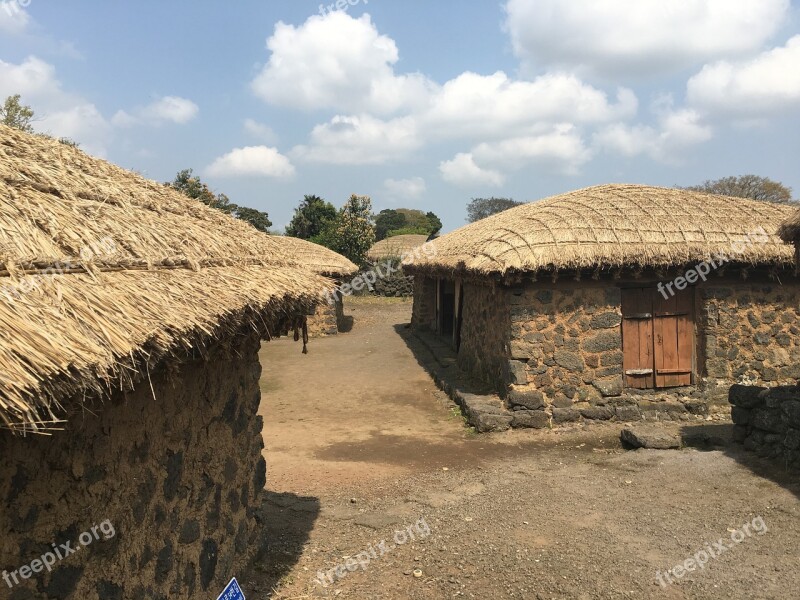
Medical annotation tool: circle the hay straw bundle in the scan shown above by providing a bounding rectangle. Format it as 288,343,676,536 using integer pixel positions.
367,234,429,261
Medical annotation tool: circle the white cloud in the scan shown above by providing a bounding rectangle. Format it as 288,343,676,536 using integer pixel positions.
291,114,421,165
0,56,111,154
687,35,800,115
243,118,278,144
472,124,592,174
114,96,199,127
593,102,712,163
439,153,505,188
206,146,295,179
383,177,426,200
0,0,31,34
252,12,435,115
505,0,790,77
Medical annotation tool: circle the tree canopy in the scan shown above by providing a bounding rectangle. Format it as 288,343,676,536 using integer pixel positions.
1,95,34,133
684,175,793,204
313,195,376,266
285,195,337,239
466,197,523,222
374,208,442,240
167,169,272,233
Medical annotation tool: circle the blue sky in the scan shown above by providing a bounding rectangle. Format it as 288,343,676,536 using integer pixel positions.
1,0,799,233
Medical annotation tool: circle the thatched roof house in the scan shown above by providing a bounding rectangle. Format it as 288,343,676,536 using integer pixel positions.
779,208,800,260
272,236,357,335
0,124,329,596
405,184,799,431
367,234,430,261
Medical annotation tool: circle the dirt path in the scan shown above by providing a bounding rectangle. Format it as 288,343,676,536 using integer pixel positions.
246,298,800,600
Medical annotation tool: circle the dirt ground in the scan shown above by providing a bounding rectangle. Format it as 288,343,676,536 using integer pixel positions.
245,297,800,600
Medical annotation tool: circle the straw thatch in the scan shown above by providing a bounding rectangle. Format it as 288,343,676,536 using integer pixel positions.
778,209,800,243
405,184,795,278
271,236,358,278
0,124,332,432
367,234,430,261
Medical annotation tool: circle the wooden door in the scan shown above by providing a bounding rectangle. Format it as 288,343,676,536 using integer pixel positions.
621,288,655,389
653,289,694,387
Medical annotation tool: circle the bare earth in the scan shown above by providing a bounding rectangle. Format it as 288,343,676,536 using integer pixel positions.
245,297,800,600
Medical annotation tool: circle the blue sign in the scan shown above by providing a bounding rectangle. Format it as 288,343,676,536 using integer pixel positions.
216,577,246,600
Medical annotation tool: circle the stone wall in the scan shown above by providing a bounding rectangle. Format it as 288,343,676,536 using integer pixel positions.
730,384,800,468
457,282,511,392
370,259,414,297
411,276,437,331
307,295,341,337
699,284,800,401
0,331,267,599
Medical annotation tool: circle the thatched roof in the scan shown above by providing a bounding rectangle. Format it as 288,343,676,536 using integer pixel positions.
405,184,795,278
778,209,800,243
0,124,331,432
272,236,358,277
367,234,430,261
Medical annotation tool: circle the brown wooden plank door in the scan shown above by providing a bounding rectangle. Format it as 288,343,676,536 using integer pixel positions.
621,288,655,389
653,288,694,387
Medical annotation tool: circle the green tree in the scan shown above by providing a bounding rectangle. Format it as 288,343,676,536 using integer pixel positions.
374,209,407,241
467,197,523,222
168,169,271,231
374,208,442,240
313,195,375,266
1,95,35,133
684,175,793,204
285,195,337,239
425,211,443,237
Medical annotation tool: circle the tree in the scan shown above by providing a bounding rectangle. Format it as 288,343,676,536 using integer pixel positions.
684,175,793,204
285,195,337,239
467,197,523,222
313,195,376,266
374,208,443,240
1,95,34,133
168,169,272,232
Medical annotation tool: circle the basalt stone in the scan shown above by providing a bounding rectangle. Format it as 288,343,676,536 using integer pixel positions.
536,290,553,304
227,489,241,513
156,542,174,584
754,332,771,345
751,408,785,433
163,451,184,502
199,539,219,591
554,350,584,373
44,567,84,598
582,331,621,353
781,401,800,428
683,400,709,416
96,581,124,600
139,545,154,568
511,410,550,429
580,406,614,420
184,562,197,597
728,384,766,409
590,312,622,329
615,405,642,422
179,519,201,545
223,457,238,483
7,465,28,504
506,360,529,385
552,408,581,423
508,389,546,410
253,456,267,492
747,312,761,328
472,412,513,433
784,429,800,451
621,427,680,450
552,393,574,408
593,376,623,397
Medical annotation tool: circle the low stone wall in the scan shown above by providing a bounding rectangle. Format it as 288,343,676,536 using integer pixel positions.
0,331,267,599
307,296,341,337
730,384,800,468
369,259,414,297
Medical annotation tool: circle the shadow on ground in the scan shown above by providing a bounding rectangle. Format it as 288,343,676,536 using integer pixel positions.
680,422,800,501
245,491,320,596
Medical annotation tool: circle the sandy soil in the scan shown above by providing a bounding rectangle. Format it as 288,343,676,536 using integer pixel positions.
245,297,800,599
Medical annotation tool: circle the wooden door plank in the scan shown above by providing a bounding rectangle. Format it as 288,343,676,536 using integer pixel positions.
675,290,694,385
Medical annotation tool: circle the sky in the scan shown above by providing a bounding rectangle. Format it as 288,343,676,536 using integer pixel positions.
1,0,799,234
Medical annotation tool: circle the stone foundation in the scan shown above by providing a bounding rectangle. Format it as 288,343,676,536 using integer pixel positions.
730,384,800,468
0,331,268,599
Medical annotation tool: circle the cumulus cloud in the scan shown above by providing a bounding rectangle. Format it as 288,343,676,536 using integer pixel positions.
291,114,421,165
0,0,31,34
383,177,426,200
687,35,800,115
206,146,295,179
505,0,789,77
0,56,111,154
252,12,435,115
439,153,505,188
593,100,712,163
113,96,199,127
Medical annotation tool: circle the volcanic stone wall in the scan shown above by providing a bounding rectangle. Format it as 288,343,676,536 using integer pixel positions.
307,294,341,337
411,276,437,331
370,259,415,297
730,384,800,468
0,331,267,599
